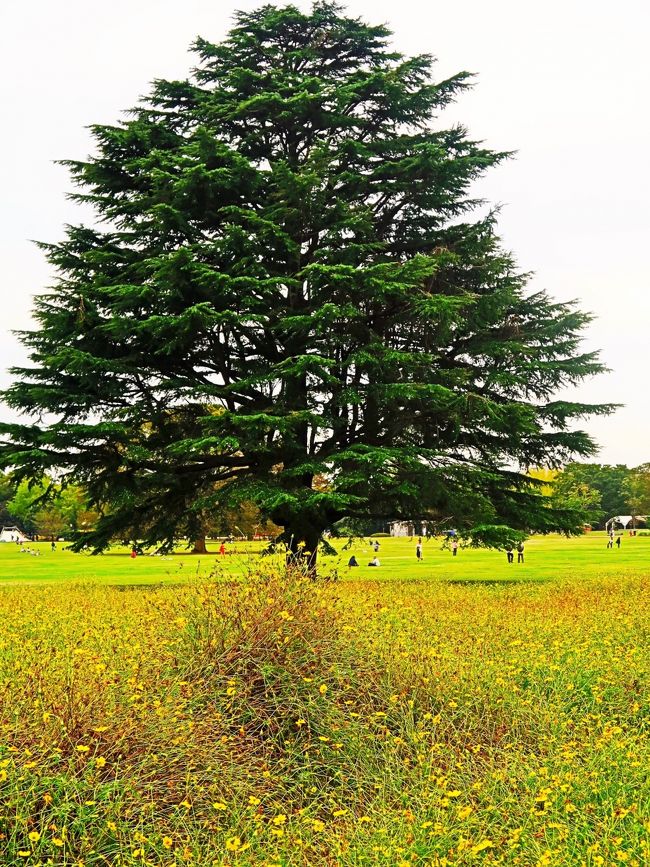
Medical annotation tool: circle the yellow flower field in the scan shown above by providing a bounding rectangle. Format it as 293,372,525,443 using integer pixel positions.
0,567,648,865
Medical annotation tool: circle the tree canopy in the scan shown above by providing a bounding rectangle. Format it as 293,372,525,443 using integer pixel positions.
0,2,612,564
553,463,632,527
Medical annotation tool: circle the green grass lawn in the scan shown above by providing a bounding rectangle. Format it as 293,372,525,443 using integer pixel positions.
0,530,647,585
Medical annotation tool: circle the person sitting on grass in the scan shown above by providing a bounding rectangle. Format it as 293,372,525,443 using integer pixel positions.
348,555,359,567
368,555,380,567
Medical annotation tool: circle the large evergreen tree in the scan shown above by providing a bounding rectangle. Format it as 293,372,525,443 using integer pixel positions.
0,2,611,564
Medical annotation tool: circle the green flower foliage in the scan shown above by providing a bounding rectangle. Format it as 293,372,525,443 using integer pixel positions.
0,2,613,561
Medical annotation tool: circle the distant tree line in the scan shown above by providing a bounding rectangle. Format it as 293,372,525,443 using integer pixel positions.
551,463,650,529
0,474,99,539
0,471,279,544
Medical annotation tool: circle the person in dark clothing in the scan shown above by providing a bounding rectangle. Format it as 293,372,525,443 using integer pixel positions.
516,542,524,563
416,542,422,560
506,545,514,564
615,536,621,549
348,555,359,567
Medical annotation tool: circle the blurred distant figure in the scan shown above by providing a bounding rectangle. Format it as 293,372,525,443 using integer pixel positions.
506,545,514,564
348,555,359,567
219,542,226,555
616,536,621,549
416,541,422,561
130,547,137,559
368,555,380,566
517,542,525,563
51,541,56,552
451,539,458,557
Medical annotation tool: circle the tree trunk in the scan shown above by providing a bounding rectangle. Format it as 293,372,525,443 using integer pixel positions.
192,535,208,554
284,524,322,578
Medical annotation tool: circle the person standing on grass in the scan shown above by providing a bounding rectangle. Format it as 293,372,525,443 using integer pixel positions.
219,542,226,555
517,541,524,563
616,535,621,549
416,541,423,561
506,545,514,564
451,539,458,557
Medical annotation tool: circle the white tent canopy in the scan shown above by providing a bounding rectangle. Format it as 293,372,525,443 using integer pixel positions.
605,515,648,531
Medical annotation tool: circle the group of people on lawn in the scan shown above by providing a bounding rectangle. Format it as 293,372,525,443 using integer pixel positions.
347,536,525,568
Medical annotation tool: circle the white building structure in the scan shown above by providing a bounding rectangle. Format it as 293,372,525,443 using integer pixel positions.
0,526,28,543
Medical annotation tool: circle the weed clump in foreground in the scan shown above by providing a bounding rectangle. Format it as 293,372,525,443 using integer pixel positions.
177,570,393,804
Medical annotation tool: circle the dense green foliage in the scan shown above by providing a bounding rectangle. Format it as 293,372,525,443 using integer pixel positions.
0,473,97,538
554,463,648,528
0,2,611,562
0,472,15,527
621,462,650,523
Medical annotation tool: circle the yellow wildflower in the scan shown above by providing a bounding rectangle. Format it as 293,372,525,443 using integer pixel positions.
471,839,493,855
225,837,242,852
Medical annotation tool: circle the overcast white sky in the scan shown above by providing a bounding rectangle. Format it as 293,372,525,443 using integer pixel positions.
1,0,648,464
